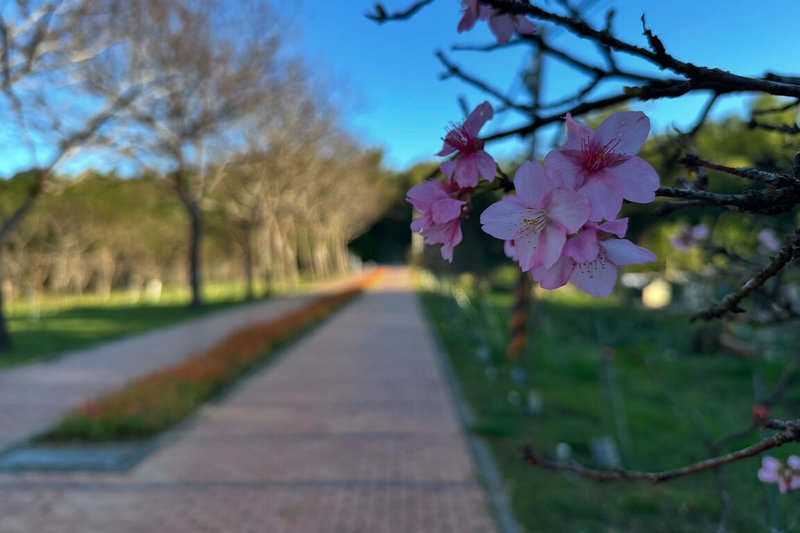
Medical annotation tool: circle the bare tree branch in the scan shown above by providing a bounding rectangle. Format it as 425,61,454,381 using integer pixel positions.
523,419,800,483
436,50,534,113
679,154,800,187
366,0,435,23
747,118,800,135
692,228,800,321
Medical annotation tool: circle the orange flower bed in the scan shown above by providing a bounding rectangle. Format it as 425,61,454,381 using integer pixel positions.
39,268,385,442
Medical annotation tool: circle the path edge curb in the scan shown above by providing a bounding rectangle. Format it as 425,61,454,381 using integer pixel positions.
415,289,524,533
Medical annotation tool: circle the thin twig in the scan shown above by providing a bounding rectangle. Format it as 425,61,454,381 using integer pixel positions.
436,51,534,113
686,93,719,138
748,118,800,135
366,0,435,23
679,154,800,187
486,0,800,99
522,419,800,483
751,98,800,116
692,228,800,322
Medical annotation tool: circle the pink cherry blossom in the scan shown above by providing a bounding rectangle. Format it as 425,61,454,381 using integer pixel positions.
457,1,536,44
407,180,466,262
545,111,659,221
456,0,488,33
438,101,496,188
530,218,657,297
758,456,800,493
480,161,589,271
487,10,537,44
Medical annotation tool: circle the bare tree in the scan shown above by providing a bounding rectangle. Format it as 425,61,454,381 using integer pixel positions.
0,0,142,350
109,0,282,307
215,71,390,294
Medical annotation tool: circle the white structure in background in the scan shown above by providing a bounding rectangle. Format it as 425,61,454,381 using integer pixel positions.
642,278,672,309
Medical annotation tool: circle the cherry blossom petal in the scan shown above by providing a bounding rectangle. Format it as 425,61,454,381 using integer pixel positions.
423,219,454,244
514,160,553,206
473,150,497,182
561,113,595,152
579,178,623,222
488,14,515,44
439,222,463,262
477,5,492,19
463,101,493,138
545,149,584,189
431,197,465,224
564,226,599,263
457,0,480,32
545,188,590,233
407,181,445,211
454,154,480,188
515,230,542,271
598,218,628,238
440,160,456,184
595,111,650,156
601,239,657,266
758,456,781,483
410,217,425,233
601,156,659,203
788,456,800,470
532,255,574,290
571,258,617,298
538,224,567,269
515,15,537,35
437,143,457,157
480,199,530,240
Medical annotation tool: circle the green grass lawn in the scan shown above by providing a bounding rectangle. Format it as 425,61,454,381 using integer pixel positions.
0,281,280,370
421,274,800,532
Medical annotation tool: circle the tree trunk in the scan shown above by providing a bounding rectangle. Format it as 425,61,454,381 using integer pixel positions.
242,223,255,300
0,251,13,351
298,228,314,280
188,203,204,308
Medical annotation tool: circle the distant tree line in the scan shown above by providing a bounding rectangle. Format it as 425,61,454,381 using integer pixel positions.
1,140,387,303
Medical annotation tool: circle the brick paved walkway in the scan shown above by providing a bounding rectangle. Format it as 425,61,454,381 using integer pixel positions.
0,276,357,453
0,267,496,532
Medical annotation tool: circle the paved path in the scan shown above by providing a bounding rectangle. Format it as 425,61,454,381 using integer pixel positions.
0,267,496,532
0,276,357,452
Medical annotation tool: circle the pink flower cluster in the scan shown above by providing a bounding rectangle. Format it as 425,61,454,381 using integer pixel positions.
758,456,800,493
481,111,659,297
457,0,537,44
407,101,496,262
408,105,660,298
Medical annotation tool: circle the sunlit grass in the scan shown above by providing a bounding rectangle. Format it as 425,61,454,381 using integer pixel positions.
421,275,800,532
0,280,306,370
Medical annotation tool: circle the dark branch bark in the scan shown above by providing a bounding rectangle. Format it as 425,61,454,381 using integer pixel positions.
679,154,800,187
436,51,535,113
366,0,435,23
692,228,800,321
523,419,800,483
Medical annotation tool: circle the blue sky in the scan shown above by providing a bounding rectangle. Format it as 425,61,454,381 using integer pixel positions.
297,0,800,169
1,1,799,176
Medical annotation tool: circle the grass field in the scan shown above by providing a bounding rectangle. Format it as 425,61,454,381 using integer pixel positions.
420,272,800,532
0,281,282,369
